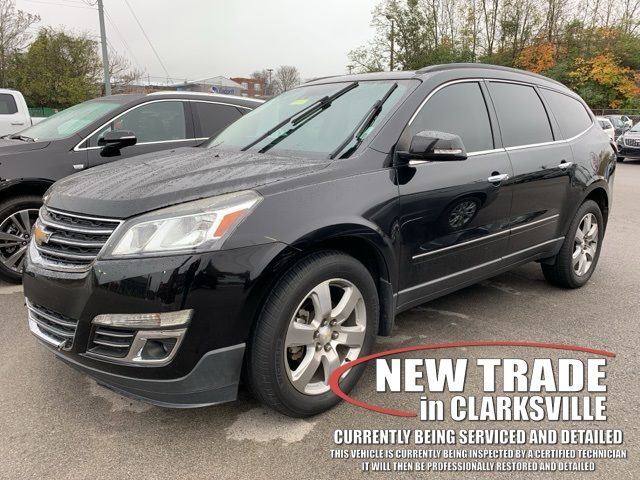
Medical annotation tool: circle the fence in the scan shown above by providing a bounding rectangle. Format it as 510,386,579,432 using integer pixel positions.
28,107,63,118
591,109,640,124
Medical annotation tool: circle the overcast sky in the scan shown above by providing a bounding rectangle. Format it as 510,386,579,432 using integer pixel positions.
15,0,381,81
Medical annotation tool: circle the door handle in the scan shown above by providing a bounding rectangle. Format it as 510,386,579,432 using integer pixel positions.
487,173,509,183
10,122,25,126
558,161,573,169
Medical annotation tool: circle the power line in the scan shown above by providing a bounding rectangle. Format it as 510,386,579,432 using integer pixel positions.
122,0,169,78
103,8,141,69
22,0,95,9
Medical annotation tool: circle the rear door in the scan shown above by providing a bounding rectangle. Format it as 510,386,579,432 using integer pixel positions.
396,80,514,309
486,81,573,255
84,99,197,167
190,100,247,140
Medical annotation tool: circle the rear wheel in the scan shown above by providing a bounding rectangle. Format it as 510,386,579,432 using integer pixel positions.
247,251,379,417
541,200,603,288
0,196,41,283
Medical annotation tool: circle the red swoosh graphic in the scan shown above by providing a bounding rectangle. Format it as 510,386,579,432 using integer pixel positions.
328,341,616,417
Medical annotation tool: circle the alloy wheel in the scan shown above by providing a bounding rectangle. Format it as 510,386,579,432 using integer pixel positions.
573,212,598,277
284,278,366,395
449,200,478,229
0,209,39,274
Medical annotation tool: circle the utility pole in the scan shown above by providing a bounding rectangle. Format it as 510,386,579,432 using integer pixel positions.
389,19,395,71
97,0,111,95
347,65,354,74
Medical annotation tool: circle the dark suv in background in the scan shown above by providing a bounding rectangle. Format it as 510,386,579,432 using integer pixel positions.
23,64,614,417
0,92,261,281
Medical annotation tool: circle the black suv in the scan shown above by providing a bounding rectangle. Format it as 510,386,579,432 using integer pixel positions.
23,64,615,417
0,92,261,281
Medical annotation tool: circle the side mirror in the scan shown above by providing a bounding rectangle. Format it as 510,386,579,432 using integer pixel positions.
98,130,137,151
397,130,467,163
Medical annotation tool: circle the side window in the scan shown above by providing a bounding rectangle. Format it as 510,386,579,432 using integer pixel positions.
0,94,18,114
193,102,243,138
540,88,592,139
488,82,553,147
409,82,494,153
89,101,187,146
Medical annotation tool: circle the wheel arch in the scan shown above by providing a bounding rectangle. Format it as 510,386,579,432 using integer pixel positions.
0,179,53,203
241,226,397,338
583,183,609,228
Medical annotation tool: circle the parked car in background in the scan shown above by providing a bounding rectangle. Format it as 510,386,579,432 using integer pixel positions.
606,115,632,138
616,121,640,162
596,116,615,141
23,64,615,417
0,89,45,136
0,91,262,282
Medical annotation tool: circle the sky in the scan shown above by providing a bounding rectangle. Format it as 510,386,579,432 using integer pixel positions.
15,0,381,82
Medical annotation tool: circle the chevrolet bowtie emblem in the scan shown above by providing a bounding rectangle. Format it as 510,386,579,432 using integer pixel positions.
33,224,51,246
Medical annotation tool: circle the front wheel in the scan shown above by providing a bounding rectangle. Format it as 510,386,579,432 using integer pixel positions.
541,200,604,288
617,156,625,162
0,195,42,283
247,251,379,417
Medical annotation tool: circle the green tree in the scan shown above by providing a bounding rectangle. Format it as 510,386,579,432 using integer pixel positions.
14,28,101,108
0,0,39,88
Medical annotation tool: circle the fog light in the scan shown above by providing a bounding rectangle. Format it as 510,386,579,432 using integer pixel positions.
141,338,178,361
93,310,192,329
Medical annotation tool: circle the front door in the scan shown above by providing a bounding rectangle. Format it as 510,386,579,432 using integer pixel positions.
84,100,198,167
396,81,513,310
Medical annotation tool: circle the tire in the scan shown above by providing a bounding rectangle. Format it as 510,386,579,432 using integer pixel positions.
0,195,42,283
541,200,603,289
617,157,624,162
247,250,379,417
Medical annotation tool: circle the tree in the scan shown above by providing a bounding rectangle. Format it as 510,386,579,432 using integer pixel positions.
13,28,102,108
273,65,301,94
0,0,39,88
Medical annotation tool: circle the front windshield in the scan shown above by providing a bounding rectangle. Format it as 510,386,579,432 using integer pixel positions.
630,122,640,132
19,100,123,141
608,117,624,128
204,80,412,158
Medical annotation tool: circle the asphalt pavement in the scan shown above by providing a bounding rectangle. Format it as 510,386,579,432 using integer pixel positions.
1,163,639,479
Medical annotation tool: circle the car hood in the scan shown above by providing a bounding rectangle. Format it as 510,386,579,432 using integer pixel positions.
47,147,331,218
0,138,50,154
623,131,640,138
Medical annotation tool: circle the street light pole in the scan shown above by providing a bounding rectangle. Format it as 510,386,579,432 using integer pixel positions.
97,0,111,95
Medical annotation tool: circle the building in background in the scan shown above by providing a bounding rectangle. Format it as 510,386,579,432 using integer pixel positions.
230,77,264,98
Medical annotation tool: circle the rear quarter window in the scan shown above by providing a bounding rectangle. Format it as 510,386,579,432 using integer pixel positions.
541,88,593,139
0,94,18,115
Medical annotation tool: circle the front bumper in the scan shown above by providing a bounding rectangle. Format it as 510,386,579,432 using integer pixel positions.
23,241,288,407
617,145,640,159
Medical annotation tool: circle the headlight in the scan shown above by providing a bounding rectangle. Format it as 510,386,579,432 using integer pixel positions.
104,190,261,257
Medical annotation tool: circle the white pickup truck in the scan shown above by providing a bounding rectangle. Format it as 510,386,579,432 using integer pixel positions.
0,89,45,137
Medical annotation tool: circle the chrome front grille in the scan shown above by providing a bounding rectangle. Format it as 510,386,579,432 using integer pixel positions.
89,325,136,358
624,137,640,148
35,207,122,271
26,299,78,349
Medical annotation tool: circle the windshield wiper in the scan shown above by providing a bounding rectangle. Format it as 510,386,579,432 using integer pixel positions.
330,82,398,160
241,81,359,152
8,134,35,142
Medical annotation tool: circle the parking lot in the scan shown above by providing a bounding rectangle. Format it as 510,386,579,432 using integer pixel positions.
1,162,639,480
